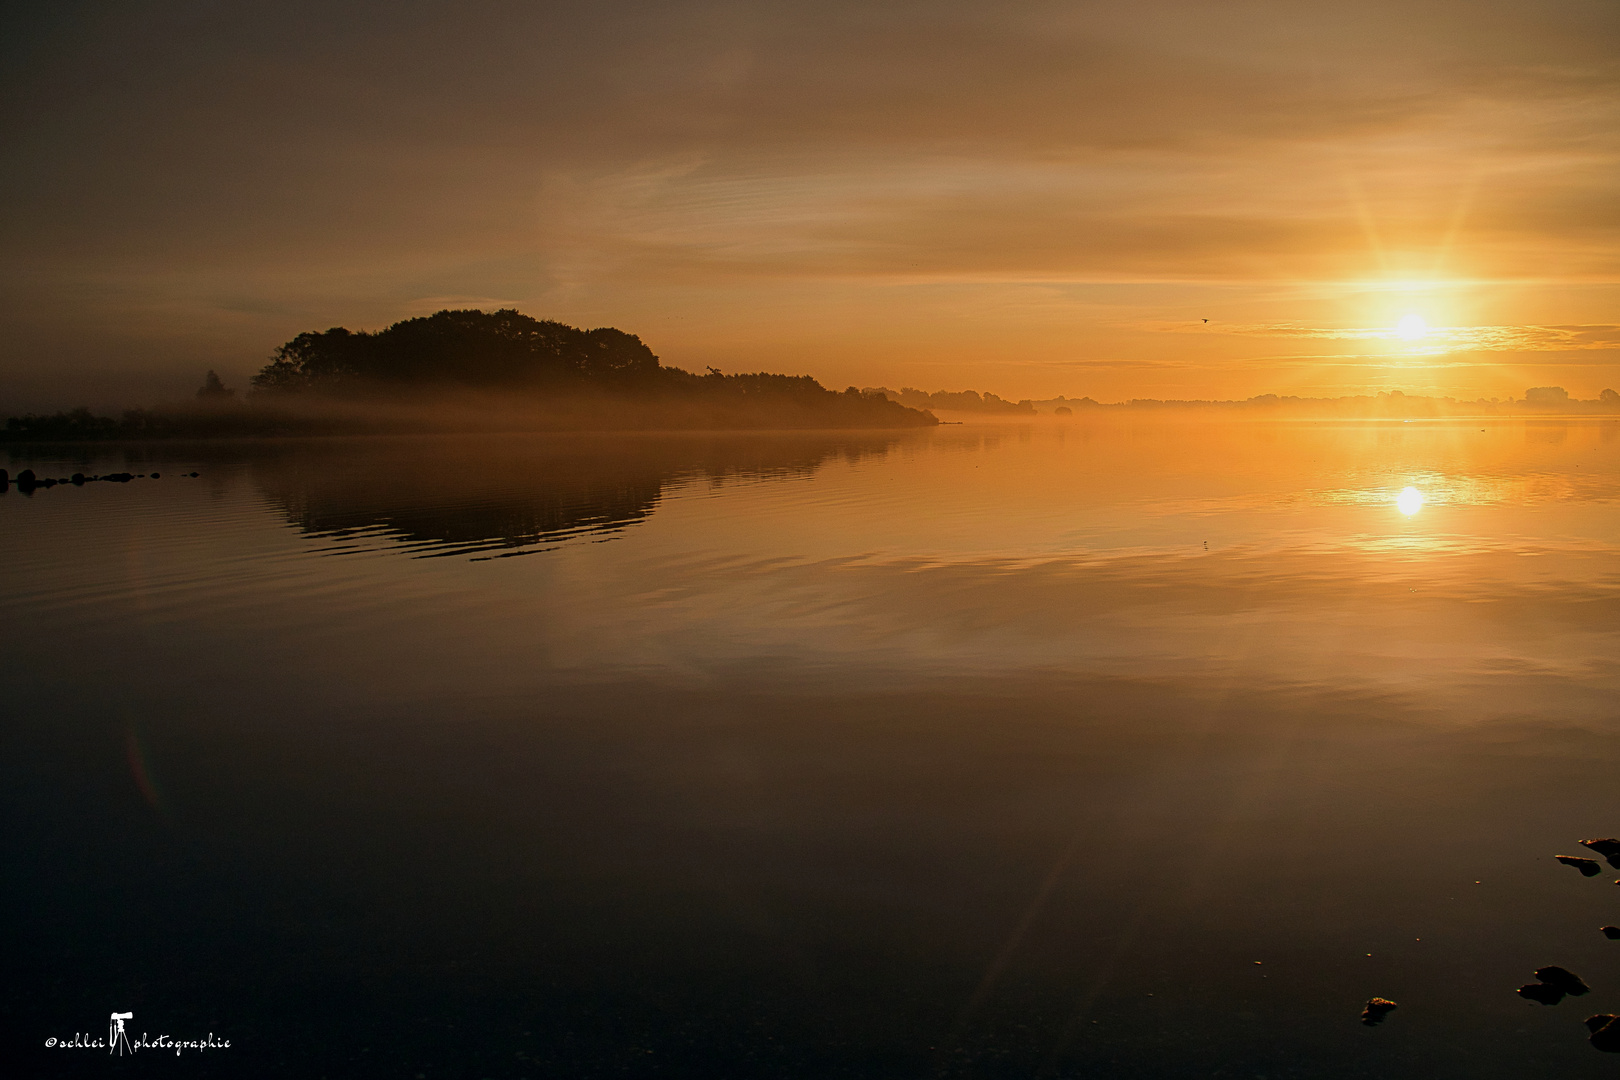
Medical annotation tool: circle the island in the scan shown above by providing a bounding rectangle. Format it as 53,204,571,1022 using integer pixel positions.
2,309,936,439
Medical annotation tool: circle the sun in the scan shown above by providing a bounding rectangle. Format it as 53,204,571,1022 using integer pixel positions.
1396,486,1424,515
1395,314,1428,341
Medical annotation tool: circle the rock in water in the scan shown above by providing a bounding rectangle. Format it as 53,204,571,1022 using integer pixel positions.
1360,998,1398,1026
1602,926,1620,940
1582,838,1620,869
1519,983,1566,1006
1536,967,1590,996
1557,856,1603,877
1588,1015,1620,1052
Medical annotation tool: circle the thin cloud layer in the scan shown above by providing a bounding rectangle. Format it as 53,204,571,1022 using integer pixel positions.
1191,324,1620,351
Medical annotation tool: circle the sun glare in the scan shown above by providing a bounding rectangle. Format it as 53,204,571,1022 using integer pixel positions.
1396,486,1424,515
1395,314,1428,341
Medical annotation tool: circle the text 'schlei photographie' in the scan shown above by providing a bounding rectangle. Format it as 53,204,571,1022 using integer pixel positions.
43,1012,229,1056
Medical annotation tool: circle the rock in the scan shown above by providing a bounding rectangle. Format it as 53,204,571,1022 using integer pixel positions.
1602,926,1620,940
1360,998,1398,1026
1582,839,1620,869
71,473,85,485
1537,966,1590,996
1519,983,1566,1006
17,469,36,485
1589,1015,1620,1052
1558,855,1603,876
188,471,199,477
150,472,160,479
105,472,133,483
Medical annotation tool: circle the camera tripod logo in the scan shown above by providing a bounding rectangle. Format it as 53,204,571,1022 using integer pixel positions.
45,1009,229,1055
109,1012,133,1056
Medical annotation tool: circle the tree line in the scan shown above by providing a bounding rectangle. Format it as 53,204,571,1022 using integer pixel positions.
2,310,937,438
250,309,664,391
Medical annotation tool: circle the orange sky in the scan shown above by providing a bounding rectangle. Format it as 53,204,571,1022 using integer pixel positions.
2,0,1617,409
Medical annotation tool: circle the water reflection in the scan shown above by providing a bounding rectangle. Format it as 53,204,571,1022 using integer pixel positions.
250,432,908,558
6,418,1620,1079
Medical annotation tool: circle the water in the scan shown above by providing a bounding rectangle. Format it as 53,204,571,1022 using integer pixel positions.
5,419,1620,1078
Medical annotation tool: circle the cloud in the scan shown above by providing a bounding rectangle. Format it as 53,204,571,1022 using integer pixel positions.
1020,358,1197,370
1196,323,1620,351
404,296,527,314
2,0,1618,403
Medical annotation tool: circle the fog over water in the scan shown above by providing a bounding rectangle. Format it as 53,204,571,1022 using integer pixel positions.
5,419,1620,1077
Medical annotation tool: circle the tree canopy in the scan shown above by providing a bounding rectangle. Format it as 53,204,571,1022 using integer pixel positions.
197,370,235,399
251,309,661,392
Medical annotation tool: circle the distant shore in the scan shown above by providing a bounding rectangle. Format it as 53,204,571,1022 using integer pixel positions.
0,391,937,442
7,300,1614,439
1018,387,1620,419
11,386,1620,443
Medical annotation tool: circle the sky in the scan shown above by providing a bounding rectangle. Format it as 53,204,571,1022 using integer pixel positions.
2,0,1618,409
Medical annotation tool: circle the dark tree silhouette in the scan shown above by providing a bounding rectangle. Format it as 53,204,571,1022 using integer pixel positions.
2,309,936,438
250,310,660,391
239,308,936,428
867,387,1037,414
197,370,235,399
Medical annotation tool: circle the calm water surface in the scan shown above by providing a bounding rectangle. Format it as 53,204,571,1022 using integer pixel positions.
5,419,1620,1078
